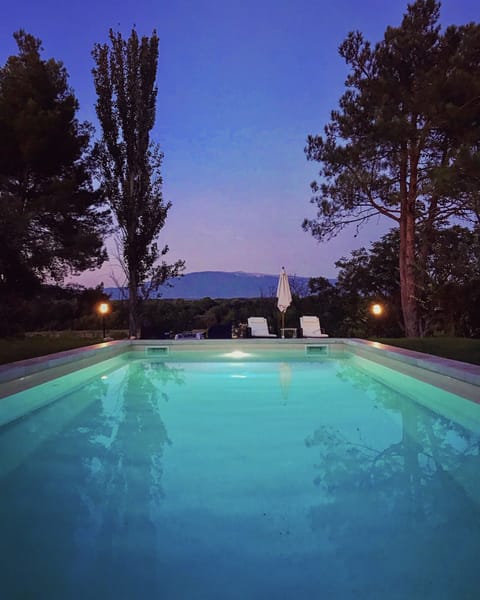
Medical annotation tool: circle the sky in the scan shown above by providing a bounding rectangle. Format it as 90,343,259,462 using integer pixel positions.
1,0,479,286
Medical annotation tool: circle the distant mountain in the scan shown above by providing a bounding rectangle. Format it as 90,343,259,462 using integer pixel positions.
105,270,331,300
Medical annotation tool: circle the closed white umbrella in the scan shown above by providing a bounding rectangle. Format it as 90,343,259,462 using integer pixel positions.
276,267,292,337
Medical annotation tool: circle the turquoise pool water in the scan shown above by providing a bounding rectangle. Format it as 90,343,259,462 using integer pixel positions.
1,354,480,599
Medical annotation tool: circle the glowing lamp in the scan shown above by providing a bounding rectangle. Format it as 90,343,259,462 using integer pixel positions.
98,302,110,316
97,302,110,338
370,303,384,339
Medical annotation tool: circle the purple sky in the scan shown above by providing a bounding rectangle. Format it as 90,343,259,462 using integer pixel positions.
1,0,478,286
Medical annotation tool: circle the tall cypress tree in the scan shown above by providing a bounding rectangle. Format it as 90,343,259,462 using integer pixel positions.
0,31,108,298
92,29,184,338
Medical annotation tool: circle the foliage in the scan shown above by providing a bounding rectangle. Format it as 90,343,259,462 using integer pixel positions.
332,225,480,337
304,0,480,336
92,29,184,337
4,220,478,345
421,226,480,335
0,31,109,299
334,230,403,337
0,283,110,336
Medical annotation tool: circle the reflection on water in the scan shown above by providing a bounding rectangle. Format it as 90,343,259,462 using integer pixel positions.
305,362,480,597
278,362,292,402
76,362,174,596
1,357,480,598
0,361,183,598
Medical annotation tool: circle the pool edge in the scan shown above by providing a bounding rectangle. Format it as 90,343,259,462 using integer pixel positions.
0,338,478,402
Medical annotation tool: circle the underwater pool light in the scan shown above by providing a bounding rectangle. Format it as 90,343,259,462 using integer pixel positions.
223,350,251,359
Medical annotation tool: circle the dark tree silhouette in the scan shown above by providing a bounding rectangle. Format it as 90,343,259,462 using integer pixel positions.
92,29,184,337
304,0,480,336
0,31,108,299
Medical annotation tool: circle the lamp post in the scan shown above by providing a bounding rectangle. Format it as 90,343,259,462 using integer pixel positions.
370,302,383,338
98,302,110,339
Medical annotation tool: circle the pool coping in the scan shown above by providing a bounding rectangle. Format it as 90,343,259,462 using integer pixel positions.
345,339,480,386
0,337,478,401
0,340,129,398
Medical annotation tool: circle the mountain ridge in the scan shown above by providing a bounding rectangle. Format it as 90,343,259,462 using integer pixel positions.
105,270,332,300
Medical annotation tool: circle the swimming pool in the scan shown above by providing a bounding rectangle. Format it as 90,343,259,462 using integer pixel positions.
1,342,480,598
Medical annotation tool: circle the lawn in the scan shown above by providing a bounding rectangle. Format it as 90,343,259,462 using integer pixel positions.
0,333,106,366
375,336,480,366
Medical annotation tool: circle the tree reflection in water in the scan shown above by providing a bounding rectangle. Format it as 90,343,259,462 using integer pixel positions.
76,360,185,596
0,360,185,597
305,362,480,597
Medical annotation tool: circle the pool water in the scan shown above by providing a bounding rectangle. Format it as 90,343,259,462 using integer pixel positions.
1,355,480,599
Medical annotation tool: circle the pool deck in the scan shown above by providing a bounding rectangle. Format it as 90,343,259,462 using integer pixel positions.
0,338,479,402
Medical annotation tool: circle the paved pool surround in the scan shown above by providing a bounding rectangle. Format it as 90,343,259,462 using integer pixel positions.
0,338,478,403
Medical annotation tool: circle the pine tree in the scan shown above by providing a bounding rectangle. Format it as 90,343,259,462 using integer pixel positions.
0,31,108,298
304,0,480,336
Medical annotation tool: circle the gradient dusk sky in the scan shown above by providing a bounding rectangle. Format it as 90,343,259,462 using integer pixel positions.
1,0,478,286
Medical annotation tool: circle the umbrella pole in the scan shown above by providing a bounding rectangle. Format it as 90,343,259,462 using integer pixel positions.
281,311,285,337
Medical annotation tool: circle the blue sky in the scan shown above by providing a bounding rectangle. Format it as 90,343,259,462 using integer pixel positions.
1,0,479,286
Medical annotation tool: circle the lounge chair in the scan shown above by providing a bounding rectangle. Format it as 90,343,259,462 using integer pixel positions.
300,316,329,338
247,317,277,338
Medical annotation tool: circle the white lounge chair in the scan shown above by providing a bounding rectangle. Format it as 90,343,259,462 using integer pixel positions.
247,317,277,338
300,316,329,338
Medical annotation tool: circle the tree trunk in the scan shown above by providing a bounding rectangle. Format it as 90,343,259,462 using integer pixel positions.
397,139,420,338
399,198,419,337
128,271,139,338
